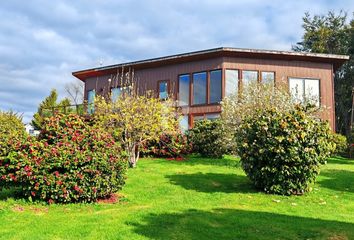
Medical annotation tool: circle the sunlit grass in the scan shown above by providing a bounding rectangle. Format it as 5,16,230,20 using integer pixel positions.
0,155,353,239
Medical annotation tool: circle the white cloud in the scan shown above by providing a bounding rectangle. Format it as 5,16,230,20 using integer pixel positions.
0,0,353,123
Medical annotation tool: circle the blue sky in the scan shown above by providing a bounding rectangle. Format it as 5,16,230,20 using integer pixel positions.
0,0,353,123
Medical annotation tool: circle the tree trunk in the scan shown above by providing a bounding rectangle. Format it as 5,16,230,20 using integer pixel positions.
127,144,138,168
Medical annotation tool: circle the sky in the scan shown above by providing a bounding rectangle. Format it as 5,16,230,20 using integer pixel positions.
0,0,353,123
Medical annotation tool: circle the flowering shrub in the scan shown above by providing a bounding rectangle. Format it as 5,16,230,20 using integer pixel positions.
236,106,333,195
0,114,127,203
144,131,191,158
331,133,348,156
187,119,228,158
0,111,27,159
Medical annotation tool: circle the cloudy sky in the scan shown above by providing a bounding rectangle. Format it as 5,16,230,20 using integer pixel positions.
1,0,353,123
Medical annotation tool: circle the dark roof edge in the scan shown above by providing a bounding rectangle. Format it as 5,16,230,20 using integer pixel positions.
72,47,350,79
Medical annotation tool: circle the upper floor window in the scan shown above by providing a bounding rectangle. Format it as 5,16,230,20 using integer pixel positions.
289,78,320,106
178,74,190,106
225,69,239,97
209,70,222,103
242,70,258,86
261,71,275,85
159,80,169,100
193,72,207,105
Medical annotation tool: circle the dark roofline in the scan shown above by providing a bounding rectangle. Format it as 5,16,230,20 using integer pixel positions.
72,47,350,81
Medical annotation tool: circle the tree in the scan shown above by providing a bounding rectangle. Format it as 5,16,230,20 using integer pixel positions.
32,89,71,129
293,11,354,136
64,81,84,105
94,94,178,168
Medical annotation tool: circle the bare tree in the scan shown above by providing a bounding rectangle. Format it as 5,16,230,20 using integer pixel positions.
64,81,84,105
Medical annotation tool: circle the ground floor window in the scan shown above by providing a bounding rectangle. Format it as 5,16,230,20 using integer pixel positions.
87,89,95,114
179,115,189,132
289,77,320,106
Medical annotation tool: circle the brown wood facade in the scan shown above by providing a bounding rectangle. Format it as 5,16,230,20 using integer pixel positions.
74,48,349,130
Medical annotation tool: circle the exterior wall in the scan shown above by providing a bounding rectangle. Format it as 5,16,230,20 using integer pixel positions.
83,56,335,130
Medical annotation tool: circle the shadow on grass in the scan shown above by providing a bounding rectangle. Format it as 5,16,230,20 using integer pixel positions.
0,187,20,201
166,172,255,193
148,155,241,168
130,208,354,240
319,169,354,193
326,156,354,165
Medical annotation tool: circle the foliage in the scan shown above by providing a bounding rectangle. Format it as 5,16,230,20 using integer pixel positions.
94,94,179,167
293,11,354,136
187,119,228,158
236,106,333,195
32,89,72,129
0,111,27,159
331,133,348,157
144,131,191,158
0,114,127,203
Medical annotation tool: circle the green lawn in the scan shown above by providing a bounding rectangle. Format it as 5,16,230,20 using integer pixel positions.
0,156,353,240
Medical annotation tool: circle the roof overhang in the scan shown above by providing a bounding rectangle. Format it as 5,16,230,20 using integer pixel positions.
72,47,350,81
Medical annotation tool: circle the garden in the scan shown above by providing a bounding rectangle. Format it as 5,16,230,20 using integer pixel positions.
0,83,353,239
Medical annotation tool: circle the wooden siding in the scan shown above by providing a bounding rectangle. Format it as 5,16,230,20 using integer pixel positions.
83,56,335,130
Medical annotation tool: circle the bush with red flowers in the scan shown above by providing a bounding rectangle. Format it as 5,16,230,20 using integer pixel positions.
144,131,191,158
0,114,127,203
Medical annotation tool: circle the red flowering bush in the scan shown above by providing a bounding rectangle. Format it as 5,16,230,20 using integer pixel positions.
0,114,127,203
144,131,191,158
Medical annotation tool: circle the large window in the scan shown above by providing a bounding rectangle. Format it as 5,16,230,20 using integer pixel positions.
242,70,258,86
225,69,239,97
158,80,169,99
178,74,190,106
209,70,222,103
261,71,275,85
289,78,320,106
87,89,95,114
193,72,207,105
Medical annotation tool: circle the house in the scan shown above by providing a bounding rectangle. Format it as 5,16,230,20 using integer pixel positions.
72,47,349,130
24,123,40,136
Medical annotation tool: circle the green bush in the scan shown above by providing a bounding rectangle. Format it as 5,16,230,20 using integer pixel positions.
0,114,127,203
236,106,333,195
144,131,191,158
331,133,348,156
0,111,27,158
187,119,227,158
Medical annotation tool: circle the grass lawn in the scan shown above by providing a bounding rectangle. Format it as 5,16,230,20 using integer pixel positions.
0,156,353,240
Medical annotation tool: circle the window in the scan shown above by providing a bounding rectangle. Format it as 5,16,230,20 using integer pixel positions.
193,72,207,105
87,89,95,114
289,78,320,106
225,69,239,97
209,70,222,103
242,70,258,86
193,115,205,123
111,86,131,102
179,115,189,132
159,80,169,99
261,71,275,85
178,74,190,106
206,113,220,120
111,87,122,102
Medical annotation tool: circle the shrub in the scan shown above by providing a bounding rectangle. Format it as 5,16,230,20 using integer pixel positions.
331,133,348,156
187,119,227,158
236,106,333,195
0,111,27,158
0,114,127,203
144,131,191,158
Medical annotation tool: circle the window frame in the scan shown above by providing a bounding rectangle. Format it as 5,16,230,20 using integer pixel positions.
157,79,170,100
261,71,276,85
241,69,260,87
288,77,321,106
190,112,221,128
192,71,208,106
224,68,240,98
209,69,223,104
177,73,191,107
